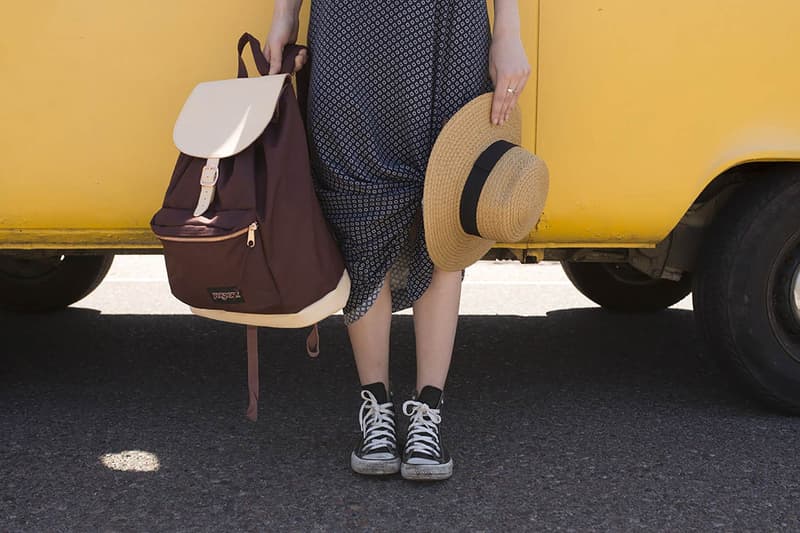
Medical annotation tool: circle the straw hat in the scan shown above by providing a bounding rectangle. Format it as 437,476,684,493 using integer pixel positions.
423,92,549,271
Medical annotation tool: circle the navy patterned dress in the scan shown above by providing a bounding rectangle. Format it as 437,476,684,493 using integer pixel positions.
306,1,494,326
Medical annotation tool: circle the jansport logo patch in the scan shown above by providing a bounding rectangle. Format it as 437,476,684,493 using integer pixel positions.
208,287,245,304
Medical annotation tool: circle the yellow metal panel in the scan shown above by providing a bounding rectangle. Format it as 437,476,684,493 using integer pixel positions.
11,2,798,251
533,0,800,244
1,1,537,250
521,1,540,152
0,0,297,239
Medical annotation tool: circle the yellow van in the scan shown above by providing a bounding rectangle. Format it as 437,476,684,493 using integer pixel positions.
2,2,799,412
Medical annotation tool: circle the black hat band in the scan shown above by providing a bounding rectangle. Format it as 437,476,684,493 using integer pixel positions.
459,140,518,237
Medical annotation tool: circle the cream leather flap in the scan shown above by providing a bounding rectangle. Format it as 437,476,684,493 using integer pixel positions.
173,74,290,158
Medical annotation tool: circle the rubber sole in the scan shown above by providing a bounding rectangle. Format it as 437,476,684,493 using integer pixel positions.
350,452,401,476
401,459,454,481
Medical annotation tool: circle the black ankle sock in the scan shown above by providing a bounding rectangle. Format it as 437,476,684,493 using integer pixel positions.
416,385,443,408
361,382,389,404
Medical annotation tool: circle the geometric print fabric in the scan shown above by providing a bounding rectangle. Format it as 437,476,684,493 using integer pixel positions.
307,0,495,325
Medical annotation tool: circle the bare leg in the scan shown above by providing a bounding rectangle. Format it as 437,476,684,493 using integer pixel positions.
411,266,463,391
346,271,393,389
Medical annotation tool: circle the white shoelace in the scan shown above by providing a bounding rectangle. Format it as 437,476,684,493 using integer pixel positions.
358,390,397,454
402,400,443,458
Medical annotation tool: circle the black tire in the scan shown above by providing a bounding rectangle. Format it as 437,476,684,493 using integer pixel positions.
0,253,114,312
561,261,692,312
693,172,800,414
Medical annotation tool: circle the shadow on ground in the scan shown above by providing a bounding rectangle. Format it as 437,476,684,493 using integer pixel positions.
1,308,798,531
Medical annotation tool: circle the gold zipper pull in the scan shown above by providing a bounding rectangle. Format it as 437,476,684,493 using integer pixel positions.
247,222,258,248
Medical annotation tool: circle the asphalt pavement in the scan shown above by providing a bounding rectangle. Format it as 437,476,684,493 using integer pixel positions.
2,257,799,532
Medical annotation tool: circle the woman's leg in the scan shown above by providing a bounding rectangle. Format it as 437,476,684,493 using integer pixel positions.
348,272,401,476
346,271,393,389
411,266,463,391
401,265,461,481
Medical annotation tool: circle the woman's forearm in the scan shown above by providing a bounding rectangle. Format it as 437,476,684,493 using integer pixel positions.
488,0,528,124
274,0,303,17
493,0,522,38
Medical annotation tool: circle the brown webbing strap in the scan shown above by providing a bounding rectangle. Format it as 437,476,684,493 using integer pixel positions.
306,323,320,358
245,325,259,422
245,324,319,422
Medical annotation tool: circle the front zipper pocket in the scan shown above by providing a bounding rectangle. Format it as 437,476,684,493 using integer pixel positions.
156,221,281,313
157,221,259,248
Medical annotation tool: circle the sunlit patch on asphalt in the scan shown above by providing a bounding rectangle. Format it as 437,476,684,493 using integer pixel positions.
99,450,160,472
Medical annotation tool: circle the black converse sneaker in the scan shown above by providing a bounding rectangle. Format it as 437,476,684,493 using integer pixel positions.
350,382,401,475
401,386,453,481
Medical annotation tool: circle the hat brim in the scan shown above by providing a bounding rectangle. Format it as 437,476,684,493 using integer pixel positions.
423,92,525,272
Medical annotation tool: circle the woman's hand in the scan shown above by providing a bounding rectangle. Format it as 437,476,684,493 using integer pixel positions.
263,2,308,75
489,0,530,126
489,32,530,126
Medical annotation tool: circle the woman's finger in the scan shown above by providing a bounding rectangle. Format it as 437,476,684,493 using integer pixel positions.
489,63,502,124
503,76,528,123
500,69,531,124
491,82,507,125
499,79,516,124
268,41,284,75
262,42,271,65
293,49,306,73
496,75,519,125
492,74,514,125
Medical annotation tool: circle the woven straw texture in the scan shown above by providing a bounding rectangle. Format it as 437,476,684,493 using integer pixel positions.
423,93,549,271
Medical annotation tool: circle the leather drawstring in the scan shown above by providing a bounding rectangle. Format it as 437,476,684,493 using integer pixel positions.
245,325,260,422
245,323,321,422
306,323,320,358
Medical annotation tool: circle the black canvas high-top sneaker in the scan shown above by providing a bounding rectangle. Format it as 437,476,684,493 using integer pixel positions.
401,385,453,481
350,382,401,475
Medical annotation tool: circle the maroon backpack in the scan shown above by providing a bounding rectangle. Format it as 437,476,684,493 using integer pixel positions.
150,33,350,421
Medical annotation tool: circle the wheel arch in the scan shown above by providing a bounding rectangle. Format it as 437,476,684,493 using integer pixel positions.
574,160,800,282
694,160,800,206
657,160,800,276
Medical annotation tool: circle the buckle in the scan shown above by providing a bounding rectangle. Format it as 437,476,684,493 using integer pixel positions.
200,165,219,187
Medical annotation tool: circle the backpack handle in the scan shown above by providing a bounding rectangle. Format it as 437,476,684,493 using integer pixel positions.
237,32,306,78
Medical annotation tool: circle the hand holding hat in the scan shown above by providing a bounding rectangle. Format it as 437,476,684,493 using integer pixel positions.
423,92,549,272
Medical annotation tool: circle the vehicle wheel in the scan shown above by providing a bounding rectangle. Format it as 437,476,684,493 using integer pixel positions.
0,253,114,312
693,172,800,413
561,261,692,312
